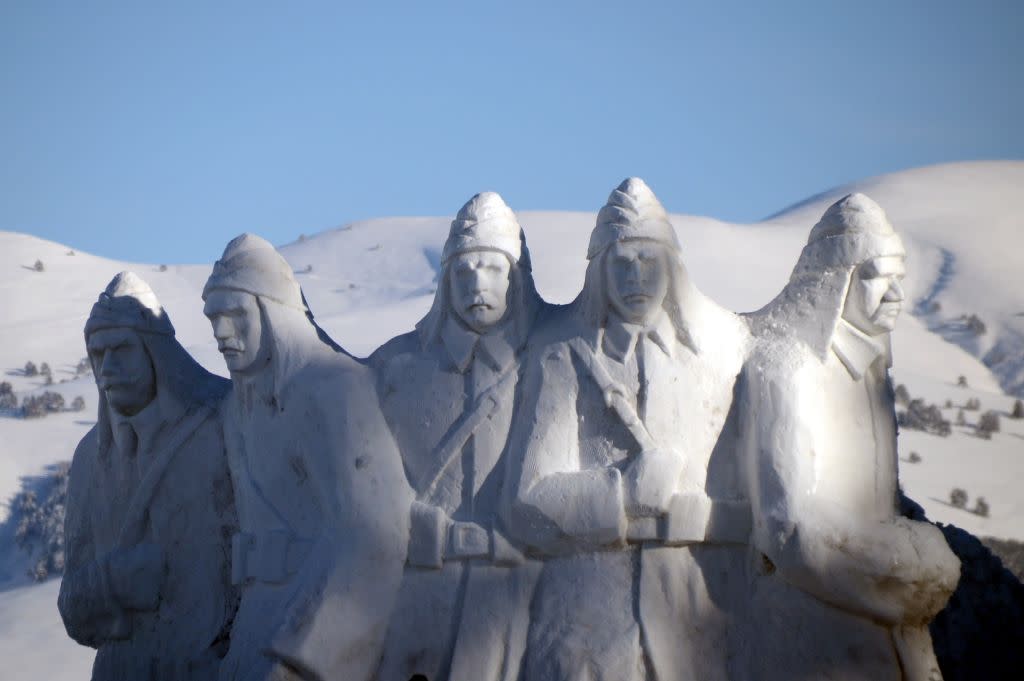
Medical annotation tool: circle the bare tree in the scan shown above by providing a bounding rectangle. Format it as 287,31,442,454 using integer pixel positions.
950,488,968,509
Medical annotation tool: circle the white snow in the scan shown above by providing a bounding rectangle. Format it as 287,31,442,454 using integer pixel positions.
0,161,1021,675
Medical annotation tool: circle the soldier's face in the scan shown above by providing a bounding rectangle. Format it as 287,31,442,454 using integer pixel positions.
605,240,670,325
843,255,906,335
203,289,266,374
87,328,156,416
448,250,512,333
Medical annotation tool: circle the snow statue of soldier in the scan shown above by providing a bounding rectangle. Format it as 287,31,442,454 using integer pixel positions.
202,233,412,681
508,178,753,681
59,271,236,681
739,193,960,680
369,191,548,681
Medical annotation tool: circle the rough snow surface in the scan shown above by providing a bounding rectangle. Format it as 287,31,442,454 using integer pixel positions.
0,161,1021,675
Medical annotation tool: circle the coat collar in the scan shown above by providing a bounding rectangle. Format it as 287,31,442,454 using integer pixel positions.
110,384,186,456
832,318,889,380
600,310,676,364
440,316,517,374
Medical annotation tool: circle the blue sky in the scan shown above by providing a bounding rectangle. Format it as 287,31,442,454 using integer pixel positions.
2,1,1021,264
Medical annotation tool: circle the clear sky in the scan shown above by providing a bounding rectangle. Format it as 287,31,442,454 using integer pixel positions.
2,1,1021,264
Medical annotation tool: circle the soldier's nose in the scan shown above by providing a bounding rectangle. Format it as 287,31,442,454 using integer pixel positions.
212,317,232,340
884,280,904,302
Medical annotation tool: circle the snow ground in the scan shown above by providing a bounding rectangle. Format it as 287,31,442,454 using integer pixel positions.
0,161,1021,675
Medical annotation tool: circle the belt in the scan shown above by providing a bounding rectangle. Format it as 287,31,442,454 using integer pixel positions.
445,522,525,566
626,494,751,546
231,530,314,585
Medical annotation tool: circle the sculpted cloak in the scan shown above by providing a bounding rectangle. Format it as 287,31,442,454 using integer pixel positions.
508,179,753,681
370,193,547,681
204,234,412,681
60,272,236,681
739,194,960,680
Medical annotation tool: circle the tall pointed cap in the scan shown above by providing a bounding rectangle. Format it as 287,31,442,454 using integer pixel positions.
803,193,905,268
85,271,175,337
202,233,305,310
588,177,680,259
442,191,523,264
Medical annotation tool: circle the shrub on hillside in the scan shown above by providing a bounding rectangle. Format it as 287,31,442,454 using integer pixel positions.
977,411,1000,440
894,383,911,406
24,361,38,377
0,381,15,410
21,391,65,418
965,397,981,411
1012,399,1023,419
898,399,951,437
33,259,44,272
12,463,69,581
950,488,968,508
965,314,987,336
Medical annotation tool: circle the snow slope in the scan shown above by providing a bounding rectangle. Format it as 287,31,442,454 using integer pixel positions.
0,161,1021,676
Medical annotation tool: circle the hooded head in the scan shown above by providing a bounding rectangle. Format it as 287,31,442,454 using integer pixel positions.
418,192,541,346
753,193,907,359
85,272,227,455
203,233,340,409
575,177,711,350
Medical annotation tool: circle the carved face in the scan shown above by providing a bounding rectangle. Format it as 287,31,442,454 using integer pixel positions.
87,328,156,416
842,255,906,335
605,240,670,325
448,250,512,333
203,289,268,374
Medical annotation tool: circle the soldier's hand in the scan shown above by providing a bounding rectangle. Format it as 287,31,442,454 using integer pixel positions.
108,542,166,611
623,449,684,517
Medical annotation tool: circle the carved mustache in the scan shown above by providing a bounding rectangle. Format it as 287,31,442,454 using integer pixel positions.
467,296,496,310
98,379,131,391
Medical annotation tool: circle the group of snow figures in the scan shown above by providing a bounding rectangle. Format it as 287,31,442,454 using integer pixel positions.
60,178,962,681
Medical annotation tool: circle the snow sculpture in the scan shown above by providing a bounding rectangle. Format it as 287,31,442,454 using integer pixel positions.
369,192,548,681
739,194,961,680
59,272,236,680
508,178,753,681
202,234,412,681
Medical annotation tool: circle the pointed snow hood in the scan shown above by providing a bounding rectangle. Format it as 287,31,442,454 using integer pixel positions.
441,191,524,265
203,233,305,312
85,271,175,337
750,193,906,361
588,177,680,259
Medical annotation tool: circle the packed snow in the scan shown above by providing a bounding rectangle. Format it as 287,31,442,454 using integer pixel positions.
0,161,1021,676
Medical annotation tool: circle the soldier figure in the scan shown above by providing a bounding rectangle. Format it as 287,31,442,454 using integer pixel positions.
60,272,236,680
370,192,547,681
740,194,960,680
509,179,752,681
203,234,411,681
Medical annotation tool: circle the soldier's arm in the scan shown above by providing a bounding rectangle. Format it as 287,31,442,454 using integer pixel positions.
509,343,627,555
268,365,413,681
58,433,120,646
744,362,959,625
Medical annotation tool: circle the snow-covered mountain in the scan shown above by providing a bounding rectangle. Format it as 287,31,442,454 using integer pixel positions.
0,161,1021,677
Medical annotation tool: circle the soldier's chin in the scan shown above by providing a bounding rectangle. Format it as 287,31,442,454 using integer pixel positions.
106,389,146,415
872,306,901,331
222,352,250,372
463,306,504,331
